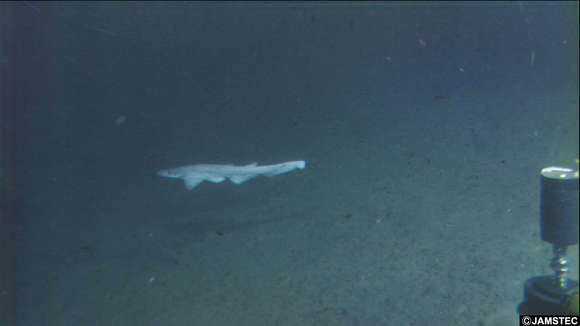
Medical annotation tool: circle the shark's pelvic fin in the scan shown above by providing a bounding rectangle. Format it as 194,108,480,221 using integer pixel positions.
184,176,204,190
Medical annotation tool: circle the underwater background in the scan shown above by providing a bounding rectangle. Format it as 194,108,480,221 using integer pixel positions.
1,2,578,325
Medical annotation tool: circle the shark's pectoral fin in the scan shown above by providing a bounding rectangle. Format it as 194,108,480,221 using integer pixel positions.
184,176,204,190
229,175,254,184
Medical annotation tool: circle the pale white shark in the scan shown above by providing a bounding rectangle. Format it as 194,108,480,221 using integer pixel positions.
157,160,306,190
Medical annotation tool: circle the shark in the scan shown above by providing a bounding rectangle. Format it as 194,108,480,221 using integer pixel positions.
157,160,306,190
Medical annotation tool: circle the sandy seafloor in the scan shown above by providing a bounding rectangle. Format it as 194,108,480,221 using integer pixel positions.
5,3,579,326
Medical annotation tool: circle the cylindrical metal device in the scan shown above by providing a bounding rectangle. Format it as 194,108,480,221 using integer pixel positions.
540,166,579,246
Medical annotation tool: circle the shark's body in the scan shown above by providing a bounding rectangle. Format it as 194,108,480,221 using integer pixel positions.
157,160,306,190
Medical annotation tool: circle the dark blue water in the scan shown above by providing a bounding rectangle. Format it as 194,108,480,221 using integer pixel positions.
2,2,578,325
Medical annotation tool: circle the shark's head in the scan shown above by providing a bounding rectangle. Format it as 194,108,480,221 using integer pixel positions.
157,168,183,179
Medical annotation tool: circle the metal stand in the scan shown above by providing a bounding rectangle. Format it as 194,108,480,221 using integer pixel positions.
518,166,579,315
